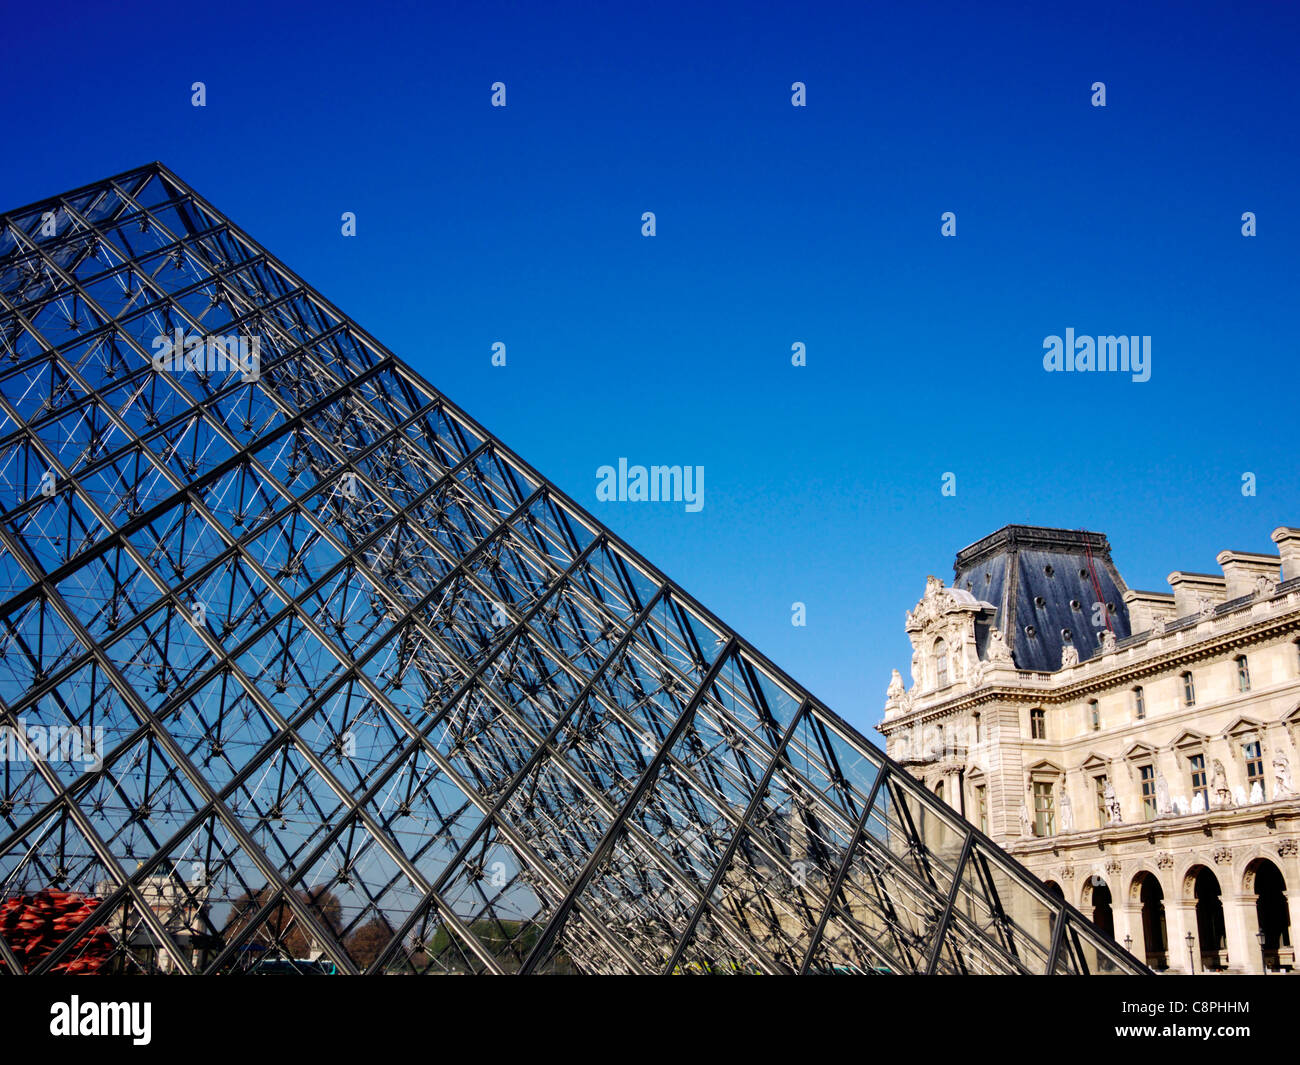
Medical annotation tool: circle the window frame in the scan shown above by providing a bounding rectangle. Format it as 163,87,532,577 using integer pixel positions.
1243,739,1265,797
1032,780,1055,837
934,637,949,689
1189,752,1208,810
1094,774,1109,828
1139,762,1157,821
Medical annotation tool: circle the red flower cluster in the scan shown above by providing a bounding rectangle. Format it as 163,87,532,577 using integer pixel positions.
0,889,114,974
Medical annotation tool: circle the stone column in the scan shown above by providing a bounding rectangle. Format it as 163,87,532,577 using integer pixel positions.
1224,892,1259,973
1119,902,1145,965
1164,897,1194,974
1287,889,1300,958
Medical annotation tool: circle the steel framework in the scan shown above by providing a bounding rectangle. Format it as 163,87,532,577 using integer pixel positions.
0,164,1145,974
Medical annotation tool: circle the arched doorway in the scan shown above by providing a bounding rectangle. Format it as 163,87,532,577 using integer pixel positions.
1133,872,1168,970
1044,880,1064,900
1091,881,1114,938
1081,874,1114,938
1247,858,1293,972
1186,866,1227,971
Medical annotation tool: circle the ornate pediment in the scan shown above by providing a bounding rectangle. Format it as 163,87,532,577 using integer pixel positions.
904,575,987,634
891,576,1000,706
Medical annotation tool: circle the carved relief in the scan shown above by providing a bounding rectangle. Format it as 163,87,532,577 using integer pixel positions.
1156,852,1174,869
1212,846,1232,866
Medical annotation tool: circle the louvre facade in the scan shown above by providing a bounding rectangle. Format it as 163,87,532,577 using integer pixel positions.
0,164,1144,974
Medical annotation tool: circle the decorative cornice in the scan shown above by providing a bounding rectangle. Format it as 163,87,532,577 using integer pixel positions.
879,603,1300,724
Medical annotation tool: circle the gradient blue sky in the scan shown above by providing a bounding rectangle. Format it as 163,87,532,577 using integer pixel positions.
2,0,1296,736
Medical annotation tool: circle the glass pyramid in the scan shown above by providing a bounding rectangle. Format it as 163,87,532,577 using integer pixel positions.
0,164,1144,974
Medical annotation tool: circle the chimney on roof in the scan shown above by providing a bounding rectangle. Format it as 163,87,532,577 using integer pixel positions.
1122,589,1176,633
1272,527,1300,582
1166,571,1226,618
1216,550,1282,600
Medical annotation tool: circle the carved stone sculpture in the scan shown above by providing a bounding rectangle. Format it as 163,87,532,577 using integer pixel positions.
1059,788,1074,832
986,626,1014,664
1104,780,1121,824
1211,759,1232,809
1274,754,1294,798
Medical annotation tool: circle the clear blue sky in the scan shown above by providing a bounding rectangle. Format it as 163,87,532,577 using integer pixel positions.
2,0,1296,736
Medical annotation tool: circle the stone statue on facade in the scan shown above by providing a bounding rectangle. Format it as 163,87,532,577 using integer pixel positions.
1059,788,1074,832
886,669,905,703
1150,615,1166,637
1197,594,1216,619
986,626,1014,665
1100,629,1117,653
1060,644,1079,668
1104,780,1121,824
1156,771,1170,816
1018,802,1032,838
1250,781,1265,804
1211,759,1232,808
1274,754,1294,798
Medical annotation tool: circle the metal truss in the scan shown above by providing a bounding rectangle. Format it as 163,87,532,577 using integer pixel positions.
0,164,1146,974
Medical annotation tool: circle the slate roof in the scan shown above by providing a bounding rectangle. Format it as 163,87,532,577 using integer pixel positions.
952,525,1132,672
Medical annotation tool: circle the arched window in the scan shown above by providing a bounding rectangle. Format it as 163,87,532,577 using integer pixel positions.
1182,671,1196,707
1236,655,1251,693
934,638,949,688
1133,686,1145,721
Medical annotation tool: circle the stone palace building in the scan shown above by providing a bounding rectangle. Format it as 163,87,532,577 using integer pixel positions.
878,523,1300,973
